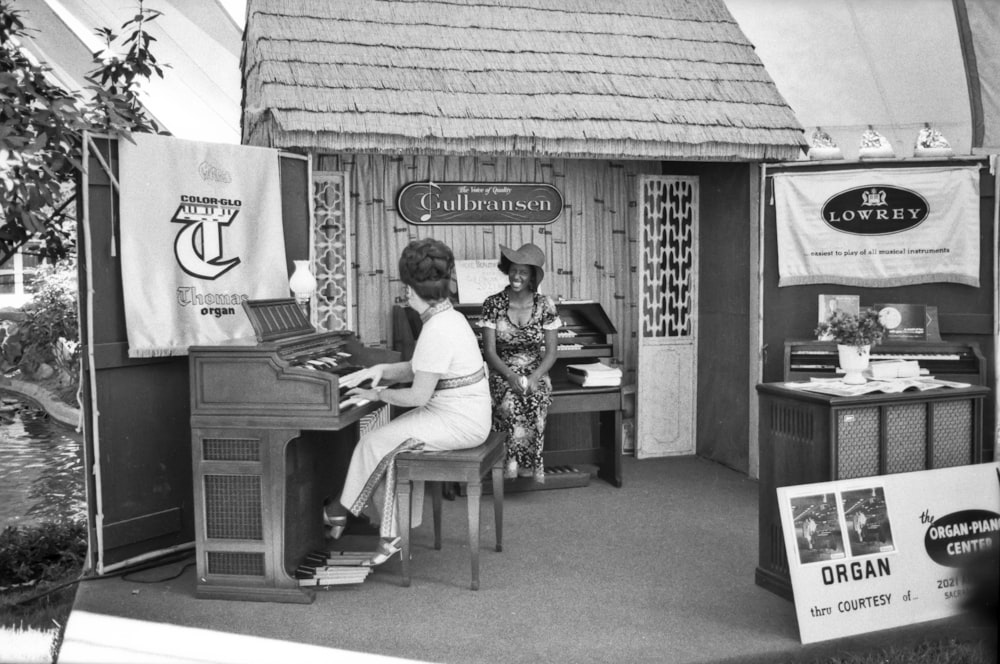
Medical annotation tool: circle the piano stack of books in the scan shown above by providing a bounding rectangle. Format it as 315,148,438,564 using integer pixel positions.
295,550,373,587
565,361,623,388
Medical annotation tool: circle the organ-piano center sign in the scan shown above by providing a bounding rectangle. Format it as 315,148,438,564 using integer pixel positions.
397,182,563,225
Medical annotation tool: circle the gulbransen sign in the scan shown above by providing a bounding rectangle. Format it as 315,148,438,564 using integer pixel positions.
397,182,562,225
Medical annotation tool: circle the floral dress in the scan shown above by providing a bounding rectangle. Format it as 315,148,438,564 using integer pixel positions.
481,289,562,477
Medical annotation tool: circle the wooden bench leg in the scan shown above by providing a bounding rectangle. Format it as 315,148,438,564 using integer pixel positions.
466,481,481,590
491,461,503,553
397,477,412,587
431,481,443,550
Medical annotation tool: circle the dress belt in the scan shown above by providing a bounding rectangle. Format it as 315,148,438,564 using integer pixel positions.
435,367,485,391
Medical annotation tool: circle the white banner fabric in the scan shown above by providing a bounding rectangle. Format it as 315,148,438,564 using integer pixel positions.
119,134,289,357
773,166,980,287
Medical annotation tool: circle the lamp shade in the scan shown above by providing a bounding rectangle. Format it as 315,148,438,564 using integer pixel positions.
289,260,317,301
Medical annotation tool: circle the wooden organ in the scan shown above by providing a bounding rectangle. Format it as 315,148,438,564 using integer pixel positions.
784,340,987,385
755,382,988,600
763,337,990,599
392,301,624,487
189,299,399,603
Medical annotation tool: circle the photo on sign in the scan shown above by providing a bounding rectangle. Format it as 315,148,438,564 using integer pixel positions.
841,486,896,556
790,493,846,564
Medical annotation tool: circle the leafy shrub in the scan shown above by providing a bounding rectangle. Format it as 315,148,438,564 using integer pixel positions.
0,520,86,588
16,257,79,385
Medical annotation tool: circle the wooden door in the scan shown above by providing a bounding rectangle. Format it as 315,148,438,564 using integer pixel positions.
635,175,698,458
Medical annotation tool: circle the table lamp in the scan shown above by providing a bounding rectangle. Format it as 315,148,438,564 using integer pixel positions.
289,259,317,316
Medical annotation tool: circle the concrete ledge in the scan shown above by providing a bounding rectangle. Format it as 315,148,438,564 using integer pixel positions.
0,375,81,429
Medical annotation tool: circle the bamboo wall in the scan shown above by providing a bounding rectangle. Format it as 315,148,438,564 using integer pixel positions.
315,154,660,384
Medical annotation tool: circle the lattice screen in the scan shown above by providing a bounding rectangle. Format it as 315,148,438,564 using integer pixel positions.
640,178,694,338
312,173,352,331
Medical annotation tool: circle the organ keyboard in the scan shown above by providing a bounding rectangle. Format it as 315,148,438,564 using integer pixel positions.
189,298,399,603
784,340,986,385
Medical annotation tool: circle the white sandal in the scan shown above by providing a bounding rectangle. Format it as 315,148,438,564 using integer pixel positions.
370,537,402,566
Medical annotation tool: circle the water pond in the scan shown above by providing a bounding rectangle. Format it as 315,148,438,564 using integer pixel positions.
0,393,86,530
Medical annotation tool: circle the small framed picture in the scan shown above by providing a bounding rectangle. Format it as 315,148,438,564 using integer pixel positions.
818,294,860,322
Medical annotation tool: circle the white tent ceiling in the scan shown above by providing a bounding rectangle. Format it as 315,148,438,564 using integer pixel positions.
15,0,243,144
14,0,997,157
725,0,1000,158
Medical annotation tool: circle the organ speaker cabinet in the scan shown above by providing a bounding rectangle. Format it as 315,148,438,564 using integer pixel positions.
754,382,989,600
189,299,398,602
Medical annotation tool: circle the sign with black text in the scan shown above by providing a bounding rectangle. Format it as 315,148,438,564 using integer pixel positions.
778,463,1000,644
397,182,562,225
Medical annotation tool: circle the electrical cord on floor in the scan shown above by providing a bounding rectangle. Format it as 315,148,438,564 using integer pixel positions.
122,560,196,584
11,549,196,606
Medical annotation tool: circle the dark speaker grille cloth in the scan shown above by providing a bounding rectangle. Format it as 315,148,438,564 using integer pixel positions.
886,404,926,474
203,437,260,462
837,408,880,478
205,474,263,540
933,400,972,467
207,551,264,576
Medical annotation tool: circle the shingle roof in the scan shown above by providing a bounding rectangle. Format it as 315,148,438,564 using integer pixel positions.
242,0,806,160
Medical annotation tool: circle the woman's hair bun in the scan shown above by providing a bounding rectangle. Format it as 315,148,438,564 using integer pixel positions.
399,238,454,301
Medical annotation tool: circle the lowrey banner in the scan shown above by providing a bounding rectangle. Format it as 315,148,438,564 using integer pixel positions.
119,134,288,357
778,463,1000,644
773,166,980,287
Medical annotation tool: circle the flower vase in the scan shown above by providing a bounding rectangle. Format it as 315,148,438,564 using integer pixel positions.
838,344,871,385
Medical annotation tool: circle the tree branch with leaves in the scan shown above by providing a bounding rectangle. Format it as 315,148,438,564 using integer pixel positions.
0,0,167,265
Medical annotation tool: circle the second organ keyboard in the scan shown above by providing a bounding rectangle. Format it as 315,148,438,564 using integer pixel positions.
784,340,986,385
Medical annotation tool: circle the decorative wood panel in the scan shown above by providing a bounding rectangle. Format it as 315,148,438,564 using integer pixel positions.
640,178,696,339
311,172,351,331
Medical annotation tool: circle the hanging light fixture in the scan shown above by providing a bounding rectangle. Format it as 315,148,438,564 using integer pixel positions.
913,123,953,158
858,126,894,159
807,127,843,160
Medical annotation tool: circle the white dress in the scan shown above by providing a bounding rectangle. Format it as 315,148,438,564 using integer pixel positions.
339,304,491,536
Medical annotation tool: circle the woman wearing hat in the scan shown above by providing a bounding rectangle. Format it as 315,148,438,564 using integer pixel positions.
481,242,562,482
326,238,491,564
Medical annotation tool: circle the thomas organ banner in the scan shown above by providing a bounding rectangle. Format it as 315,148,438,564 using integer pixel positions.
119,134,288,357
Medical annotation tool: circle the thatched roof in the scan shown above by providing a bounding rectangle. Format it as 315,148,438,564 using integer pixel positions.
242,0,806,161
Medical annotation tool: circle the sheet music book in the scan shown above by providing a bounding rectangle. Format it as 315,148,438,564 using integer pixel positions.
566,361,623,387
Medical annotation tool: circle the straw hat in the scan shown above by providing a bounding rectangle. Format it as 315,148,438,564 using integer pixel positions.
499,243,545,284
